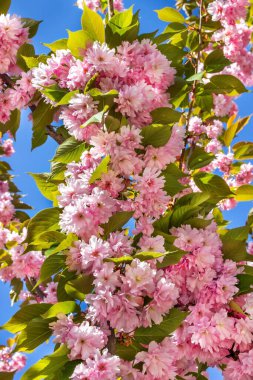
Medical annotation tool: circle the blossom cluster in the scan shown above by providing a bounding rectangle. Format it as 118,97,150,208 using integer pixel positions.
76,0,124,12
0,346,26,373
208,0,253,86
32,39,176,139
0,15,35,123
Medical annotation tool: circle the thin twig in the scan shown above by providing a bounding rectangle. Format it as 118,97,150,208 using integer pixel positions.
108,0,114,19
28,278,45,299
106,327,116,354
179,0,204,169
0,73,64,145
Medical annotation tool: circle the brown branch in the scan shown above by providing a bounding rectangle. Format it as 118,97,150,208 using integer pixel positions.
108,0,114,19
0,73,14,87
0,73,64,145
46,125,65,144
107,327,116,354
28,278,45,300
179,0,204,170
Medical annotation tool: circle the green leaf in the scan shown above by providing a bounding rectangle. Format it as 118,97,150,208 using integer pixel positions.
135,308,188,345
204,49,231,73
52,137,86,164
204,75,247,96
105,7,139,47
0,0,11,14
155,7,185,23
0,373,14,380
32,100,56,150
17,43,35,71
101,211,134,237
0,109,20,139
104,256,133,264
81,107,108,128
81,3,105,42
21,18,42,38
16,318,52,352
41,301,79,319
2,304,51,334
67,29,92,58
65,275,93,301
41,85,68,104
223,116,251,147
89,155,110,184
157,248,186,267
170,205,201,227
44,38,68,52
186,71,205,82
164,173,185,196
26,208,60,244
237,274,253,295
57,91,79,106
194,173,233,198
221,226,249,241
233,141,253,159
21,56,40,69
21,345,69,380
151,107,181,124
134,251,164,261
116,342,141,361
235,185,253,201
36,254,66,287
221,234,247,262
29,173,60,205
141,124,172,147
188,147,214,170
47,233,77,255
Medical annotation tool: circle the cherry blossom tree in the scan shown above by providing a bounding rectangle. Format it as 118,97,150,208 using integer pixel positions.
1,0,253,378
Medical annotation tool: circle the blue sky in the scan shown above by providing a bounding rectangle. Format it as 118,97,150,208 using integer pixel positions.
1,0,252,378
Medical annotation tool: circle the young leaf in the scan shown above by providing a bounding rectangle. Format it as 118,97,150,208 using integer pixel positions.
41,301,79,319
44,38,68,52
89,155,110,184
235,185,253,201
155,7,185,23
81,3,105,42
233,141,253,160
67,29,92,58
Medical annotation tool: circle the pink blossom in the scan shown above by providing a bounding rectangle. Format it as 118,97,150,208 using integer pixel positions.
67,321,106,360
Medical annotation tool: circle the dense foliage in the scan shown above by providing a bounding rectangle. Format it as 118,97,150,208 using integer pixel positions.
1,0,253,378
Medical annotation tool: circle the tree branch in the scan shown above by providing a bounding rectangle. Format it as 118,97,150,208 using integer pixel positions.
106,327,116,354
0,73,64,145
179,0,204,169
108,0,114,19
46,125,65,144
